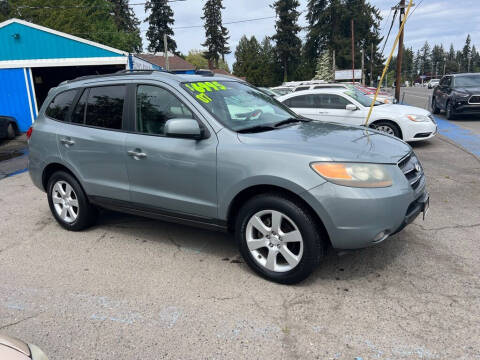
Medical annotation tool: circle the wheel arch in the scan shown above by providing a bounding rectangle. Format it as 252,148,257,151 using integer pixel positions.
226,184,332,247
370,119,403,139
42,162,84,193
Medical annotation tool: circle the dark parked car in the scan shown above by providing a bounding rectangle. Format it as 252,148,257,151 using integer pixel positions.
432,73,480,119
0,116,19,140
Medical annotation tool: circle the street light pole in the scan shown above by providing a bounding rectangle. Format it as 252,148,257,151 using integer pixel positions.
395,0,406,102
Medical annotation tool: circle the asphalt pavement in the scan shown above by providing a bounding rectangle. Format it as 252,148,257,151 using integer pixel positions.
1,134,479,359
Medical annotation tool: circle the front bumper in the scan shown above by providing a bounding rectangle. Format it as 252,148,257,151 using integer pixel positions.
403,120,437,142
302,168,427,249
453,103,480,115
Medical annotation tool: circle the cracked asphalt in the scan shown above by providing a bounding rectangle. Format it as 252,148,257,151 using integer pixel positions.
0,135,479,359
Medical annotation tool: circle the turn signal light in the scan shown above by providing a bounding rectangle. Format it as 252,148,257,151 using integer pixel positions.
26,126,33,140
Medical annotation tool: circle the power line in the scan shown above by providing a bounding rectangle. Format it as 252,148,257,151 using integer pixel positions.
380,3,399,55
14,0,186,10
173,16,276,30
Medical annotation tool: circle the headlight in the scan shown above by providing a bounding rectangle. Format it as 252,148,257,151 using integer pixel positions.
406,114,430,122
310,162,393,188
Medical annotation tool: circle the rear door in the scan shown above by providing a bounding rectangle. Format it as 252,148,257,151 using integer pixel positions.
56,84,130,201
124,83,218,218
283,94,323,120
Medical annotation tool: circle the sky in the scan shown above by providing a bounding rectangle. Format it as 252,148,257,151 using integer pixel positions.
131,0,480,68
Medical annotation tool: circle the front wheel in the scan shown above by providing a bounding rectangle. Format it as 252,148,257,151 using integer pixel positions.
235,193,326,284
446,101,456,120
432,98,440,114
372,121,402,139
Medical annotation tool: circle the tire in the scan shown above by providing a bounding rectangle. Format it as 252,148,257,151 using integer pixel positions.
235,193,326,284
372,120,402,139
446,101,456,120
6,123,15,140
431,97,440,114
47,171,97,231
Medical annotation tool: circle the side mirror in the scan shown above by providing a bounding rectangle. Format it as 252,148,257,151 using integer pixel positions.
346,104,358,111
164,119,205,139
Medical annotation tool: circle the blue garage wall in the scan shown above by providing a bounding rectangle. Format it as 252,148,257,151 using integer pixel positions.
0,22,124,61
0,68,34,132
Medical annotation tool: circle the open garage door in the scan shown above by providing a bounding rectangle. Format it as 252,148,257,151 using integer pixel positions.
31,64,125,110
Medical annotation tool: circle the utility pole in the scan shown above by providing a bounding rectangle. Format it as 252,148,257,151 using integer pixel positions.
370,43,374,86
395,0,406,102
468,54,472,72
332,49,336,81
443,57,446,75
163,34,169,71
361,48,365,85
351,19,355,83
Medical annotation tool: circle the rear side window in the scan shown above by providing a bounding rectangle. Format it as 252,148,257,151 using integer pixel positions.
45,90,77,121
284,95,315,108
85,86,125,130
71,89,88,124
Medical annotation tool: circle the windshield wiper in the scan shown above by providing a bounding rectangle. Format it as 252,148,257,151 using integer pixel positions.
273,117,311,128
237,125,276,133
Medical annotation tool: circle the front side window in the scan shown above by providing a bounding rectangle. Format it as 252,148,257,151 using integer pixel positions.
45,90,77,121
182,81,298,132
136,85,194,135
453,75,480,88
315,94,352,109
85,85,125,130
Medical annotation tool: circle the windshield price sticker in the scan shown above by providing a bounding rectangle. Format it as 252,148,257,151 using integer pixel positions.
185,81,227,103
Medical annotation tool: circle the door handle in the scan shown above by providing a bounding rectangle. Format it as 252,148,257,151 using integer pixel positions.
127,150,147,159
60,137,75,146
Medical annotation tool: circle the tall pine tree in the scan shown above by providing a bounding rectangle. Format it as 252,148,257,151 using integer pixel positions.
201,0,230,68
108,0,142,52
145,0,177,53
272,0,302,82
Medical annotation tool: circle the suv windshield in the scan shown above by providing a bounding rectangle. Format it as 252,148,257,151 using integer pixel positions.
454,75,480,88
344,89,382,107
182,80,299,131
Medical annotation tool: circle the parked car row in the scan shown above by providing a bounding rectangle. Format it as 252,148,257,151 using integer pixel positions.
28,70,429,284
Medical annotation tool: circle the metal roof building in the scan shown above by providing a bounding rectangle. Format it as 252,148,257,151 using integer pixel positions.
0,18,130,132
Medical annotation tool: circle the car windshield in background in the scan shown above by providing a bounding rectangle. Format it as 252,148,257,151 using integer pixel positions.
182,81,299,131
344,89,382,107
454,75,480,87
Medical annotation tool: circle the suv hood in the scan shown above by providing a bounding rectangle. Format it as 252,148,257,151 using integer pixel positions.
238,121,411,164
455,86,480,94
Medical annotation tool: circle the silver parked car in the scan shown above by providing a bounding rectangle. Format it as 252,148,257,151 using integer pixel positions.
28,71,429,284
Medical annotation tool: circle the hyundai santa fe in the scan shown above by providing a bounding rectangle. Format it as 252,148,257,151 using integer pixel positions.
28,70,429,284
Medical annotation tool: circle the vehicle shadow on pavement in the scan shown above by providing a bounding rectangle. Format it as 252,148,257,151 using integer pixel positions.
92,208,411,284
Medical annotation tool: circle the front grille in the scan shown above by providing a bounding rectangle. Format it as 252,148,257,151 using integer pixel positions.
468,95,480,104
398,152,425,191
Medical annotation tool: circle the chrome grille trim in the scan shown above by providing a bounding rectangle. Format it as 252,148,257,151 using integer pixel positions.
398,152,425,190
468,95,480,104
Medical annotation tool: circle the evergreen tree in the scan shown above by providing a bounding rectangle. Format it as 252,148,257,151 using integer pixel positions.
145,0,177,53
445,43,457,73
107,0,142,52
431,44,444,78
6,0,140,52
259,37,280,86
313,51,333,81
185,49,230,71
0,0,10,22
462,34,472,71
201,0,230,68
419,41,431,75
233,35,264,85
471,45,480,72
271,0,302,82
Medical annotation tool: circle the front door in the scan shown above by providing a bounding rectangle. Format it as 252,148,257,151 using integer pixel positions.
125,84,218,218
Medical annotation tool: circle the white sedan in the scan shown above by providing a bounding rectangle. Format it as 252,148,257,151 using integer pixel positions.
277,88,437,142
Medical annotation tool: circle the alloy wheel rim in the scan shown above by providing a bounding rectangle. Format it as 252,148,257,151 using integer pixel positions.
52,180,79,223
246,210,304,273
376,125,395,135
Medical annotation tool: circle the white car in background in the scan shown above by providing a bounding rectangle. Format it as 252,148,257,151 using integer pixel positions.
427,79,440,89
277,88,437,142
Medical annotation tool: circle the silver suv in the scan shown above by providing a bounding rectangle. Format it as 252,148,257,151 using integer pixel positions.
28,71,429,284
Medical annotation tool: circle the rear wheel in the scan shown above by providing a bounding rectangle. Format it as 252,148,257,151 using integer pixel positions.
235,193,326,284
372,120,402,139
446,101,456,120
47,171,97,231
431,97,440,114
6,123,15,139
